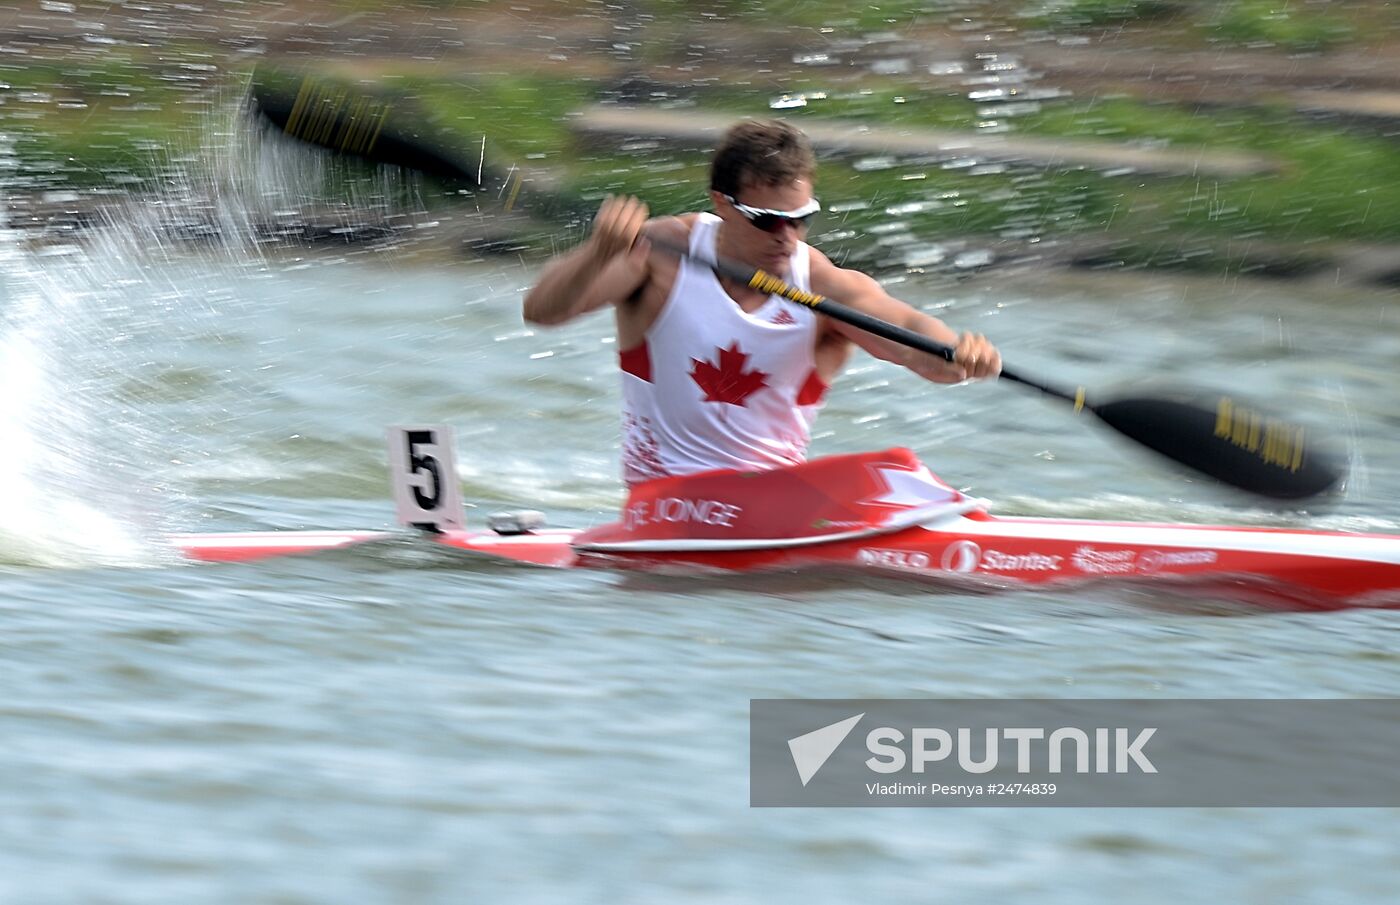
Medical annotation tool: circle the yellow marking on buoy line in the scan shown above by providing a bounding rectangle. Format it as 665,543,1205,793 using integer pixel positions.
1074,387,1086,413
1214,397,1306,473
748,270,825,307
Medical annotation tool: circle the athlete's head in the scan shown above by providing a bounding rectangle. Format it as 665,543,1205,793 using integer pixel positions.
709,119,819,272
710,119,815,200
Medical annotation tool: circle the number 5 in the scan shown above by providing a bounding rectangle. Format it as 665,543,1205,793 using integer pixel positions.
387,425,464,532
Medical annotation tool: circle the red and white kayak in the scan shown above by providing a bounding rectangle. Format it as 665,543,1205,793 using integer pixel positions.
169,434,1400,610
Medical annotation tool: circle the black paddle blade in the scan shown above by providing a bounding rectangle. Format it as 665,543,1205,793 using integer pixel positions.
1090,396,1344,500
250,67,481,186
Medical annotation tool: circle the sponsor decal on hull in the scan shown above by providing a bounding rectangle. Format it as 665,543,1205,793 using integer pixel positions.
1070,545,1137,575
941,540,982,574
981,550,1063,572
1137,549,1220,573
859,543,1226,578
1067,545,1223,576
858,542,1065,574
856,549,932,570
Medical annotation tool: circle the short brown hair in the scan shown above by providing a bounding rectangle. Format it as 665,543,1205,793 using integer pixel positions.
709,119,815,197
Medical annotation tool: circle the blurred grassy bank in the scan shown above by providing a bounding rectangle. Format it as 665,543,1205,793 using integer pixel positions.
2,0,1398,282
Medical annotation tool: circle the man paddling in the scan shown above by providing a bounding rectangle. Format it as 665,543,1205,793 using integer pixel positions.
523,118,1001,485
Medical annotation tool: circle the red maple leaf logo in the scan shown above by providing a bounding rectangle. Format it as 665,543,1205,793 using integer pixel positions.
690,342,769,406
771,309,796,326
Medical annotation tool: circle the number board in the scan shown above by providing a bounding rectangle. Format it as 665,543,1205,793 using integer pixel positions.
386,425,466,532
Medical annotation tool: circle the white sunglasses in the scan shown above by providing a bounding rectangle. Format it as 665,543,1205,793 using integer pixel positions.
722,194,821,232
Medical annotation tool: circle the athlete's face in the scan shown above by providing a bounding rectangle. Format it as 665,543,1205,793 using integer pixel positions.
712,178,817,275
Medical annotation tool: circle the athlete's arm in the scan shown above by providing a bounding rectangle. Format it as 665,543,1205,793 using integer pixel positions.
808,250,1000,384
523,195,652,326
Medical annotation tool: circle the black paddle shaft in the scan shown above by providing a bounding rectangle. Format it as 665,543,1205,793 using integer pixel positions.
646,235,1064,398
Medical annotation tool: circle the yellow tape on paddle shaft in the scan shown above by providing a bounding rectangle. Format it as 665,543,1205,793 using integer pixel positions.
747,270,825,307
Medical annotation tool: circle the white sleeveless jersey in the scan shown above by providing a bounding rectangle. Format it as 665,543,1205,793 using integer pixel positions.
619,213,828,485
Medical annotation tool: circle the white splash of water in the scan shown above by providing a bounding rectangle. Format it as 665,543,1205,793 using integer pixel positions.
0,86,421,568
0,177,160,566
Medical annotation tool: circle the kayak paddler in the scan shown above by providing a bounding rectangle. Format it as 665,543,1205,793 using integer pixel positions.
523,118,1002,486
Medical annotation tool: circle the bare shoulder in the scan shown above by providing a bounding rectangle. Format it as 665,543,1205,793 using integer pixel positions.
639,213,701,286
615,212,697,347
647,214,695,245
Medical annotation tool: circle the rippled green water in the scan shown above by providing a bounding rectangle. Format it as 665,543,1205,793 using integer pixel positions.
2,213,1399,903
